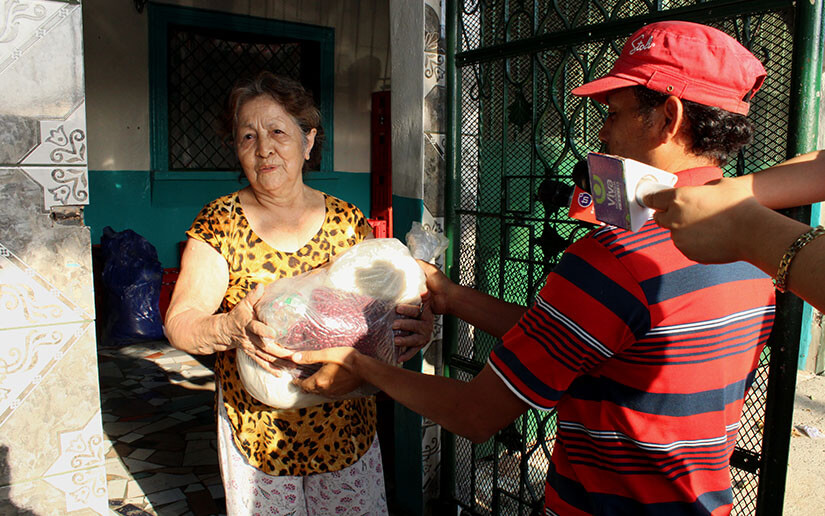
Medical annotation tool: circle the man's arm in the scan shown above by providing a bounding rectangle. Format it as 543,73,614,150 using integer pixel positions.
419,261,527,338
292,348,529,443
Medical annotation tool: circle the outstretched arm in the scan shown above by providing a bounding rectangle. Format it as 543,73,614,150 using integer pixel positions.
749,150,825,209
290,347,529,443
418,261,527,338
644,183,825,311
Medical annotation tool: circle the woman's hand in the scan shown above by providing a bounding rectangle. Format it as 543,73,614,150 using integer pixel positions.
221,284,283,366
393,301,435,362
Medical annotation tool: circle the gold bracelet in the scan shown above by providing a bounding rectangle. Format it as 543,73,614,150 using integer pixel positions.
773,225,825,293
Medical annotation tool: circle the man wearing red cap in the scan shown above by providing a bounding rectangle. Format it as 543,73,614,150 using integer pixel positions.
284,21,776,515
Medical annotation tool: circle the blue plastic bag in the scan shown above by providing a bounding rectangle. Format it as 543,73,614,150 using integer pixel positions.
100,226,164,345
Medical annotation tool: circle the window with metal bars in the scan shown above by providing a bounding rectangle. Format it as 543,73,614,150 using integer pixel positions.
149,4,334,176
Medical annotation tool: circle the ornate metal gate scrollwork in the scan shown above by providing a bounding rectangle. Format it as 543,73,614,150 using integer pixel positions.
442,1,816,514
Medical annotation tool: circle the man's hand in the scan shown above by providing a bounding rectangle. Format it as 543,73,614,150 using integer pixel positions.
296,361,365,397
416,260,455,315
288,347,366,397
393,302,435,362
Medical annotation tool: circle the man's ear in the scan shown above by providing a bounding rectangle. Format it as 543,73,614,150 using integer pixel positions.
659,96,686,144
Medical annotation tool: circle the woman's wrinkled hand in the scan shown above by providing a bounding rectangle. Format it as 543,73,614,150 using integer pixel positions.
222,284,284,369
393,300,435,362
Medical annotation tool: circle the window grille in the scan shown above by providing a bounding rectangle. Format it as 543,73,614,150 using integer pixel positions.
167,27,320,171
148,4,333,175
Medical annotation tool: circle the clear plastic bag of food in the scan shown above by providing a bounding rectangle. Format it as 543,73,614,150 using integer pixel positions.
238,238,429,409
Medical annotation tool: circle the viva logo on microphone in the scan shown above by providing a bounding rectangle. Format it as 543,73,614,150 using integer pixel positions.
586,152,677,231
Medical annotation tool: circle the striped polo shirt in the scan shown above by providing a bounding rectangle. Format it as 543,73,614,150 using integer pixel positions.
489,167,775,515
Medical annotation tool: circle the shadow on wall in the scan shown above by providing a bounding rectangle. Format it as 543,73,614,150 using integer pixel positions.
343,55,383,106
0,446,41,515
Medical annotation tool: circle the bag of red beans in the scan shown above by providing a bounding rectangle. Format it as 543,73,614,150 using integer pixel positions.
238,237,429,409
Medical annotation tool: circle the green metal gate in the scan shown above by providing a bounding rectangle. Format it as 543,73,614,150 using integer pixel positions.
440,1,823,514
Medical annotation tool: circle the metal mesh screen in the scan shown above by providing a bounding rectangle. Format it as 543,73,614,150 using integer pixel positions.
167,27,314,171
449,2,794,514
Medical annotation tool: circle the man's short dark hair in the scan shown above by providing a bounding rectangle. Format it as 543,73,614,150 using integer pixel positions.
632,86,754,166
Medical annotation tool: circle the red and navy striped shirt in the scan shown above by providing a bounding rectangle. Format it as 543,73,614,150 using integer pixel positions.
489,167,775,516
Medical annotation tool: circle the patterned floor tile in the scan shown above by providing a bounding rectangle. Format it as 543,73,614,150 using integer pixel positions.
100,339,225,516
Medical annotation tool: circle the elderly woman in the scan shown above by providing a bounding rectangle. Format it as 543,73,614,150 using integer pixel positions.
164,72,433,515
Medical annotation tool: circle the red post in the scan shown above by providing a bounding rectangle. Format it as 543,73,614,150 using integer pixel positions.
370,91,392,237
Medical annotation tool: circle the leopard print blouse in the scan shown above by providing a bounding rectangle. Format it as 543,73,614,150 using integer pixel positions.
186,191,377,476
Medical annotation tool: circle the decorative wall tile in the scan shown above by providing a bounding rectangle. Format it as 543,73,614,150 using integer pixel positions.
21,166,89,209
0,326,101,478
423,0,445,93
0,114,38,165
424,133,445,216
424,85,445,134
43,465,107,515
43,413,107,515
419,0,447,506
0,322,93,429
50,377,100,481
0,478,64,515
21,101,86,166
421,420,441,493
0,244,91,328
0,471,107,516
0,169,95,315
0,1,84,118
420,211,445,505
0,1,64,70
0,1,104,514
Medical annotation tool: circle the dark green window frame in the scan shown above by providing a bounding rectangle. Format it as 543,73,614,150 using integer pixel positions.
148,3,335,180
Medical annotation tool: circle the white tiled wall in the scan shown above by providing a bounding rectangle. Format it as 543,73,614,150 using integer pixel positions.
0,1,106,514
390,0,448,508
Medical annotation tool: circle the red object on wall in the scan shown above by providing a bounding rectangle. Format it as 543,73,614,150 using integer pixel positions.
367,218,388,238
159,268,180,321
370,91,392,237
158,240,190,321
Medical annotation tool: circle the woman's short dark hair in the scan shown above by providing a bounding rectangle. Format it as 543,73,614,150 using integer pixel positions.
631,86,754,166
221,71,324,171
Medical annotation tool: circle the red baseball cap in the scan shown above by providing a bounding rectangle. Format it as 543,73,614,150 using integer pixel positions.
571,21,766,115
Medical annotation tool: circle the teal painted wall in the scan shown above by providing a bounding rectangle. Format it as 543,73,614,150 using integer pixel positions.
86,170,371,267
388,193,424,515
